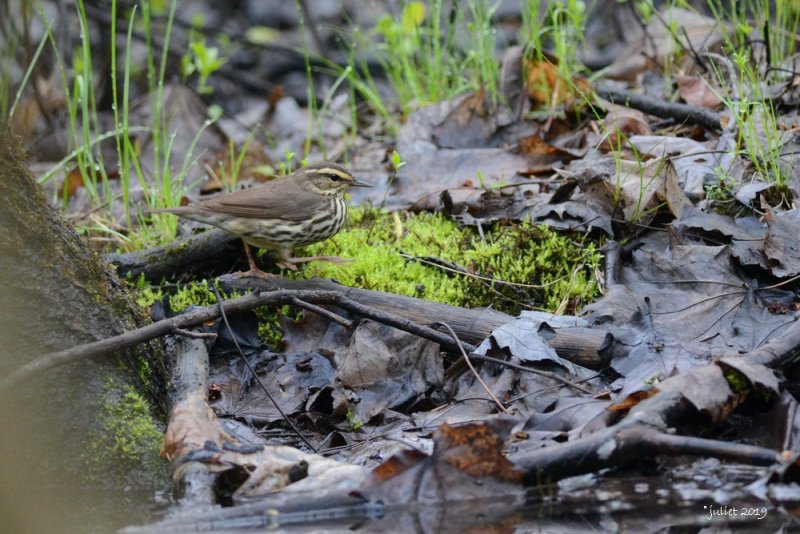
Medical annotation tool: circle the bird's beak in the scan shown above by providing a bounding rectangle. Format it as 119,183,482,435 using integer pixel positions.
349,178,372,188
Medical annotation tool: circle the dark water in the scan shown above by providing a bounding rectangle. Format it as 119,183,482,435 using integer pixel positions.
1,487,169,534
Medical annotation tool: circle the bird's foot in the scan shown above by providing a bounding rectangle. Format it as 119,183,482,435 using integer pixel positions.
236,267,279,279
275,261,300,271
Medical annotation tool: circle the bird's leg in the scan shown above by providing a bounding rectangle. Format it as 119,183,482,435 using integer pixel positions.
238,241,277,278
243,242,259,272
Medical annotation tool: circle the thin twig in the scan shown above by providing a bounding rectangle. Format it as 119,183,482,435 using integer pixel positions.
291,297,354,328
436,321,510,415
468,352,594,395
400,253,557,289
212,287,317,452
596,85,722,131
172,328,218,339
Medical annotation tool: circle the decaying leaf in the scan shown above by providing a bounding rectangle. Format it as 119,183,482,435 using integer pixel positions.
598,101,652,151
333,320,443,424
764,208,800,278
363,419,525,504
522,53,592,109
655,365,736,424
675,74,723,109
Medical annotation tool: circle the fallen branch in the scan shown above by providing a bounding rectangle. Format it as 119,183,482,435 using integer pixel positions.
105,228,258,281
515,410,785,484
514,388,785,482
0,288,479,393
0,289,340,392
596,85,722,131
220,275,612,369
162,334,219,507
511,311,800,481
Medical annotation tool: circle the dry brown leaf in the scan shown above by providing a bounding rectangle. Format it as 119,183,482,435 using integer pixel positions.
517,133,579,173
522,54,592,109
598,101,652,151
365,419,525,501
608,389,657,412
434,420,524,483
675,74,723,109
161,393,237,464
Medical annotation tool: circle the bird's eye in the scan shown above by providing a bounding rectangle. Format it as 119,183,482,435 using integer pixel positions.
328,174,342,181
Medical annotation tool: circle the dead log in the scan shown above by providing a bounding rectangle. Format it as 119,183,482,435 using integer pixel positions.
106,227,257,281
218,274,511,346
220,275,613,368
162,334,223,507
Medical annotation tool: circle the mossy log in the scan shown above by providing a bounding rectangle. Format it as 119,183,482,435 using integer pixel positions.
106,227,256,282
108,232,610,366
217,275,611,369
0,125,169,528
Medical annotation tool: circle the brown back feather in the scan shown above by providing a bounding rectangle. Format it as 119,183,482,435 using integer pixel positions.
185,174,328,221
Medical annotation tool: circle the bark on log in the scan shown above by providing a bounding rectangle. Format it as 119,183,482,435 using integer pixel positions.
106,227,257,281
219,275,513,346
163,334,219,507
219,275,614,369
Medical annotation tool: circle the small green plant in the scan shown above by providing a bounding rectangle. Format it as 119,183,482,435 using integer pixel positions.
279,151,299,175
345,409,365,432
362,0,501,114
19,0,227,252
634,1,654,24
548,0,588,82
643,374,661,387
216,131,258,192
521,0,589,87
707,0,799,62
369,149,405,218
131,276,218,310
704,169,741,215
706,50,788,190
182,37,227,95
723,367,749,395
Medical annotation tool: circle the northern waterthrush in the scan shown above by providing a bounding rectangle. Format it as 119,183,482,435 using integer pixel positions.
151,162,371,275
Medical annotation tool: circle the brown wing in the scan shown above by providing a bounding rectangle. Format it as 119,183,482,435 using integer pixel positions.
191,176,326,221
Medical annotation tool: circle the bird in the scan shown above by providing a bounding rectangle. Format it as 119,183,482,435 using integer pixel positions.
150,162,371,276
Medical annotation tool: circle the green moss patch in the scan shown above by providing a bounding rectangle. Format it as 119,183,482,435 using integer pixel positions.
295,207,601,314
132,277,286,350
85,381,169,487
